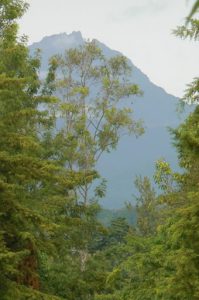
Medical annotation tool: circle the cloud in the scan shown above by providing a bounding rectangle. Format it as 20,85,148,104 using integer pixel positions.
114,0,169,21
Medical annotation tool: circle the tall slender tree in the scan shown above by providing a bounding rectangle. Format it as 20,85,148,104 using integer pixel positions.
45,43,143,205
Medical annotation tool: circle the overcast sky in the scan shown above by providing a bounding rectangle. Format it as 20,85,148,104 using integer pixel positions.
19,0,198,97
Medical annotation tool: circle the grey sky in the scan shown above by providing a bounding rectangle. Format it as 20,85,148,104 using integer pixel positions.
19,0,198,97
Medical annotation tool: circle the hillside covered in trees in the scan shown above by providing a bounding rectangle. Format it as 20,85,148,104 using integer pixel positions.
0,1,198,299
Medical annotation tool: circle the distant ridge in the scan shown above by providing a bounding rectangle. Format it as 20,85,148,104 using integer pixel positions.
29,32,191,208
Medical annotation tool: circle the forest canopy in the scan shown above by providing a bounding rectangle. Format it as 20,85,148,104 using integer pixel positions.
0,1,198,299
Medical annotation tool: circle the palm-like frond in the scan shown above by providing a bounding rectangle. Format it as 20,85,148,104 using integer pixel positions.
187,0,199,23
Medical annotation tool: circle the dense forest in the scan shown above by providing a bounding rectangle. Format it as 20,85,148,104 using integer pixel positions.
0,1,198,299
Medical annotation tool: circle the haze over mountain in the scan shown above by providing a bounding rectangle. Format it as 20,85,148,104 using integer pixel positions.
29,31,190,208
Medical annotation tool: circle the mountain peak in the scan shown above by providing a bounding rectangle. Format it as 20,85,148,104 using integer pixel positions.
41,31,83,42
30,31,84,53
70,30,83,39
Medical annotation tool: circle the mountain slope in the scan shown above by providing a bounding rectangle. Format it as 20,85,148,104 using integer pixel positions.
29,32,191,208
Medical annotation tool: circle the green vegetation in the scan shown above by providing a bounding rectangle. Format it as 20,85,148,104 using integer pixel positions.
0,1,198,299
44,38,143,205
97,207,137,227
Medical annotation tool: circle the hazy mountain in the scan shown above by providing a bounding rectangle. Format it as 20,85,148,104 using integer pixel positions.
29,31,191,208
